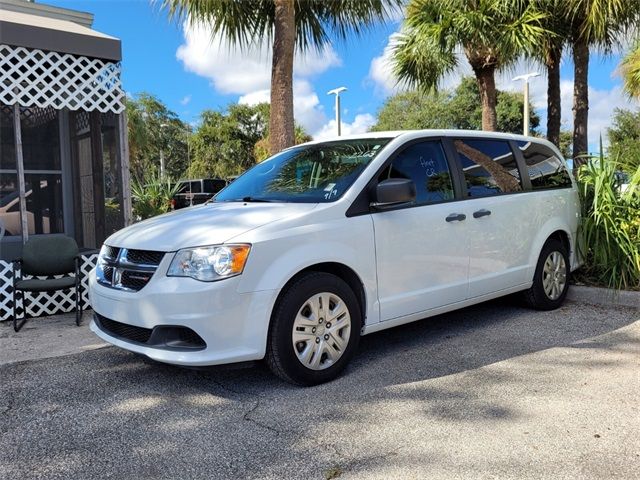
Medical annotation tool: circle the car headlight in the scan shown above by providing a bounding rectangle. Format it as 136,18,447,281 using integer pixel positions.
167,244,251,282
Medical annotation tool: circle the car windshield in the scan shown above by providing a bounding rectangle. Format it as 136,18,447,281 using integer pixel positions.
215,138,391,203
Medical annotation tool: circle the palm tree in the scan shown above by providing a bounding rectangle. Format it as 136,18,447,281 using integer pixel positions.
392,0,548,131
620,39,640,99
531,0,571,148
162,0,402,155
567,0,640,163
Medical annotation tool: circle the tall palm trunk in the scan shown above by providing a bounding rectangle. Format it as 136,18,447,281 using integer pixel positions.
473,65,498,131
546,45,562,147
572,39,589,165
269,0,296,155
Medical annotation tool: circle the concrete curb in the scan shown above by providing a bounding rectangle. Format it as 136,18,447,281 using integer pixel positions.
567,285,640,309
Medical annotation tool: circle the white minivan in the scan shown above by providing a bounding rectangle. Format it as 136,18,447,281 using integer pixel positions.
89,130,580,385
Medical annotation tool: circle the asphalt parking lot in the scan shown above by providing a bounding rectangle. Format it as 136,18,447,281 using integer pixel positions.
1,298,639,480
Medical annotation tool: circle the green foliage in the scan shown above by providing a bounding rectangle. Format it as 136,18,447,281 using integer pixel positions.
578,157,640,290
370,91,457,131
559,130,573,159
620,39,640,99
130,172,181,221
607,108,640,171
370,77,539,134
126,93,190,181
189,103,269,179
392,0,548,89
190,104,267,179
188,103,311,179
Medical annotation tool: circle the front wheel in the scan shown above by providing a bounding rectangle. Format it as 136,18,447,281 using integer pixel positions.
266,272,361,386
523,238,570,310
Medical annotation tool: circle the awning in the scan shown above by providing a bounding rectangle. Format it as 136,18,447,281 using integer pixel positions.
0,8,121,61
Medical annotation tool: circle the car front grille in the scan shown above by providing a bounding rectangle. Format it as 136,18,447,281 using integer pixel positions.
126,249,165,265
94,313,206,351
97,246,165,292
95,313,153,343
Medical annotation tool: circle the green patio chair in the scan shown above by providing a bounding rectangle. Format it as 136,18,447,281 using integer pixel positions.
12,236,83,332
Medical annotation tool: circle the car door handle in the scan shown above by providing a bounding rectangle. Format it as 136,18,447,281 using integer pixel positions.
473,209,491,219
445,213,466,222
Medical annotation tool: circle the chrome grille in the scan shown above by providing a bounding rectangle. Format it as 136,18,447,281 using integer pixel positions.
97,246,165,292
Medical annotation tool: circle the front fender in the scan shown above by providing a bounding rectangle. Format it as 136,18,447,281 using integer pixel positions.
236,215,380,325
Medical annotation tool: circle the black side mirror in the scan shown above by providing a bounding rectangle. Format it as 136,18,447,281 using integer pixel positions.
371,178,416,208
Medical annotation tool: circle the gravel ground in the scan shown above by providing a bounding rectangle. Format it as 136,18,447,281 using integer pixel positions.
1,298,638,480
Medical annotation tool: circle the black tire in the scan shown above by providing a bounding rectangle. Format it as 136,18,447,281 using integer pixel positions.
266,272,362,386
523,238,570,310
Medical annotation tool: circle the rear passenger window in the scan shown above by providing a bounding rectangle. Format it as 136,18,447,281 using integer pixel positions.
454,139,522,197
516,141,572,189
380,140,454,205
190,181,202,193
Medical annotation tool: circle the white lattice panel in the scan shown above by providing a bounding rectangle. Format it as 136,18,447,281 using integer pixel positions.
0,45,124,114
0,254,97,322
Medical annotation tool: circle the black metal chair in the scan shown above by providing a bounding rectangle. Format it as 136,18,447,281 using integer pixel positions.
12,236,83,332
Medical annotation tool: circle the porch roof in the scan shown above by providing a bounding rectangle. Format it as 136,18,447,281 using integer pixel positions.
0,8,121,61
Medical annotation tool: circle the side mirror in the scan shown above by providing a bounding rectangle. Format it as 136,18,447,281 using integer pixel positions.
371,178,416,208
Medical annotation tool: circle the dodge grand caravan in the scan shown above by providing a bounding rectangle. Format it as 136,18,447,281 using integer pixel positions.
90,130,580,385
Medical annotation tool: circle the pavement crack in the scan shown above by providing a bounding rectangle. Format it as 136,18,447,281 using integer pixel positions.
242,397,282,435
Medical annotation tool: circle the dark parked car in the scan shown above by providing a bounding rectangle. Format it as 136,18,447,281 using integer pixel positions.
171,178,227,210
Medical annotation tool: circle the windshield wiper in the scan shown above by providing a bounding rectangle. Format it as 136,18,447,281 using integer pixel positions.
229,196,277,203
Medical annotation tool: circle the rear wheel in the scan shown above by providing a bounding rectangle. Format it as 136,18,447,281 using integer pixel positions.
266,272,361,386
523,238,570,310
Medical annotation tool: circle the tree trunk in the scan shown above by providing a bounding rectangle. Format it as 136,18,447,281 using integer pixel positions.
572,39,589,165
473,66,498,131
546,45,562,148
269,0,296,155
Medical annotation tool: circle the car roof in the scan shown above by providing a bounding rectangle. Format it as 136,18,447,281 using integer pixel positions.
300,129,561,155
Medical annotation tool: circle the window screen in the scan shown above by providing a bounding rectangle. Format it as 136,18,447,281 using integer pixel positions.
454,139,522,197
379,140,454,205
516,141,572,189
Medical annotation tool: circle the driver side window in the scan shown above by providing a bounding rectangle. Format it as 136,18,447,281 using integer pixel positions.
379,140,454,205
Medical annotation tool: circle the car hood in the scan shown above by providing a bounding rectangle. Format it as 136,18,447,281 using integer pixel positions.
105,202,318,252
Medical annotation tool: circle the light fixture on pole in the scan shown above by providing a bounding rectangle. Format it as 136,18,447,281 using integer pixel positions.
327,87,347,136
512,72,540,136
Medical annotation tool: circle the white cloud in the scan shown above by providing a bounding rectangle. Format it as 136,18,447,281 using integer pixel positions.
177,21,347,137
313,113,377,141
367,33,404,96
238,89,270,105
238,80,328,135
180,94,192,105
176,21,340,95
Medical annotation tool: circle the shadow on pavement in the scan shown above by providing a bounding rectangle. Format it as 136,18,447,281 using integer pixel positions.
0,298,637,479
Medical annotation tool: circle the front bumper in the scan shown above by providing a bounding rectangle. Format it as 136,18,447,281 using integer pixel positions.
89,272,277,366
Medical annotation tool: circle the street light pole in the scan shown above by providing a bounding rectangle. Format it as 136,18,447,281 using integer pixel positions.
160,123,168,178
512,72,540,136
327,87,347,136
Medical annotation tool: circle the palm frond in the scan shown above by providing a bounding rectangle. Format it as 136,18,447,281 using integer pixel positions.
159,0,404,51
620,40,640,99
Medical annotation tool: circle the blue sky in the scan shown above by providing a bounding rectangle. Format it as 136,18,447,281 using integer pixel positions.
50,0,638,150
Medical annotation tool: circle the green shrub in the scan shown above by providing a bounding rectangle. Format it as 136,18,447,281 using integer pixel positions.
131,172,181,221
578,157,640,290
